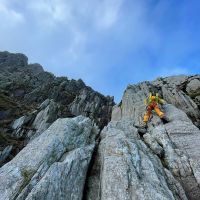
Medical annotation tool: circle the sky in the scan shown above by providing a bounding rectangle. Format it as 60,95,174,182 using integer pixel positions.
0,0,200,102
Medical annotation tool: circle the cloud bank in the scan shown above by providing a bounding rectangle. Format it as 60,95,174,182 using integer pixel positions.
0,0,200,102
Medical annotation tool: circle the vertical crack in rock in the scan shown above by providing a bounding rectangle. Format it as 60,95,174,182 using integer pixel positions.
82,131,102,200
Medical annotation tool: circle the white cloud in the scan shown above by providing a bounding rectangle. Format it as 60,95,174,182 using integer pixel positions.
21,0,125,67
24,0,124,30
27,0,72,28
67,28,87,61
0,1,25,28
95,0,124,29
0,0,198,102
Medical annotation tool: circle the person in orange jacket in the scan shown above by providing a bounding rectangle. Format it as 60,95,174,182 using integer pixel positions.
143,92,165,124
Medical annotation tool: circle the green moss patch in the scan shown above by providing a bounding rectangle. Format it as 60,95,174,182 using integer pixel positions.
19,168,35,192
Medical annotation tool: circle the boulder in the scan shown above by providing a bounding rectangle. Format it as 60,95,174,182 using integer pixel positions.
186,79,200,96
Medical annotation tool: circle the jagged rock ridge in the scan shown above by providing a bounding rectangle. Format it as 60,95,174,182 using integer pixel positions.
0,51,114,166
0,51,114,128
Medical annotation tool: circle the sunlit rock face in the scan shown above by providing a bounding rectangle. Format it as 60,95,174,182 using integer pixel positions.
86,76,200,200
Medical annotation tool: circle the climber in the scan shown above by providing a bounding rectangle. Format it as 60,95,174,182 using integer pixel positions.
143,92,165,124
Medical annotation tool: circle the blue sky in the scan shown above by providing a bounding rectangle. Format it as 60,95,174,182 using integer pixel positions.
0,0,200,102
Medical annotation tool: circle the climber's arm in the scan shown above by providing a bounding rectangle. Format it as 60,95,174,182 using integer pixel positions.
158,98,165,105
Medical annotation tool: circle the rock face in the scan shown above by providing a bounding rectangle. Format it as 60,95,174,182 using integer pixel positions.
0,51,114,129
85,77,200,200
0,51,114,166
1,51,200,200
112,75,200,127
153,76,200,127
0,116,97,200
86,120,188,200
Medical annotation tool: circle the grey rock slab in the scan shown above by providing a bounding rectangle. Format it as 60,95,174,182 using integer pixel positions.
93,120,187,200
162,87,200,121
186,79,200,96
0,146,12,165
111,105,122,121
163,105,200,197
0,116,96,200
29,99,59,139
164,105,200,161
111,78,200,199
38,98,50,110
12,116,26,130
144,104,200,199
20,145,94,200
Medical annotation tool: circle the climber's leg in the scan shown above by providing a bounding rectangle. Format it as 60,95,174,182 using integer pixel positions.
143,107,152,123
154,105,164,118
